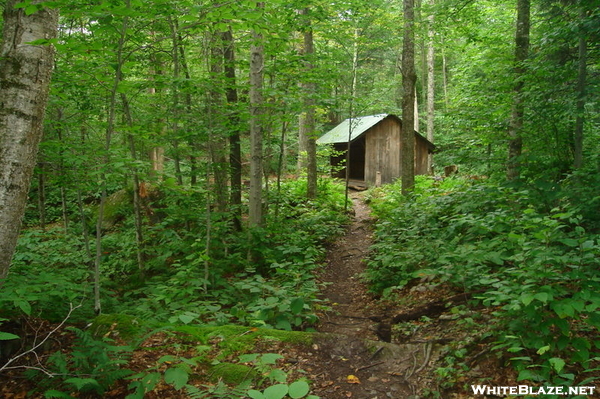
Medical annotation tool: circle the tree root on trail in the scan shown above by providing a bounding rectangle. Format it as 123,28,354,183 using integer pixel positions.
390,291,480,324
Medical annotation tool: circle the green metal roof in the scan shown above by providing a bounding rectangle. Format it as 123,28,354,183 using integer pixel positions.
316,114,389,144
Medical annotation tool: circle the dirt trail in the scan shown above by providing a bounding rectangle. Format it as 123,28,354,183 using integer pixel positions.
318,191,380,340
309,192,434,399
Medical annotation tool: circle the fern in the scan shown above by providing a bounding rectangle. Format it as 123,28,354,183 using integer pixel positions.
185,381,251,399
39,327,134,395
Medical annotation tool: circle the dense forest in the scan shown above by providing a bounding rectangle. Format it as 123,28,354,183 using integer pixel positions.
0,0,599,397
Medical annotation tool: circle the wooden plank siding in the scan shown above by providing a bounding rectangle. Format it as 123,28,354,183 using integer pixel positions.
320,114,435,187
365,117,401,185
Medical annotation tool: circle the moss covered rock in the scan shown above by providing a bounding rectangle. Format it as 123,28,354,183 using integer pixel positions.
209,362,258,385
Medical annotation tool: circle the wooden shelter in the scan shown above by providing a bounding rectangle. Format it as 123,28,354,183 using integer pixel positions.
316,114,435,186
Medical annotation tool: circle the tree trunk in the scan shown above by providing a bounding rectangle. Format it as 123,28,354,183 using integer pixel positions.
175,31,199,188
401,0,417,195
169,17,184,186
442,44,449,110
0,0,58,281
55,108,69,233
148,36,166,179
507,0,530,180
93,7,129,313
345,27,360,211
222,27,243,231
426,0,435,173
298,8,318,199
573,8,587,170
208,31,229,213
122,94,145,275
249,3,265,228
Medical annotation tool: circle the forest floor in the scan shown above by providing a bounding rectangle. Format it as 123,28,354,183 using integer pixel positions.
0,192,520,399
305,191,510,399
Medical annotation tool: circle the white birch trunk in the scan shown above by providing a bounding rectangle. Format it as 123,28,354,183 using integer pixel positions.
426,0,435,172
401,0,416,195
0,0,58,280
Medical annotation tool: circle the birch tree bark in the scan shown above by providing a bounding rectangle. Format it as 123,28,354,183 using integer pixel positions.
401,0,417,195
0,0,59,281
426,0,435,172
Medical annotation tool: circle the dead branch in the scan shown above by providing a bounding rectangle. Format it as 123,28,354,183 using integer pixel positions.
0,301,83,375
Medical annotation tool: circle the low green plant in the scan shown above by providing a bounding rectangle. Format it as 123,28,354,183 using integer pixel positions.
126,354,203,399
36,327,133,397
366,176,600,389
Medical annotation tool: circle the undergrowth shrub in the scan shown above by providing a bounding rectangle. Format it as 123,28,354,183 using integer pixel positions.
114,177,348,331
28,327,133,397
2,229,94,323
366,175,600,389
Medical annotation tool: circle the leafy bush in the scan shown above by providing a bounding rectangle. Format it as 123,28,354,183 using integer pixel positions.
366,176,600,388
32,327,133,397
2,228,93,322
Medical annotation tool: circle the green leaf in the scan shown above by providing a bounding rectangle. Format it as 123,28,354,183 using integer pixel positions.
267,368,288,383
44,390,74,398
290,298,305,315
239,353,260,363
16,300,31,315
559,238,579,247
289,380,310,398
552,301,575,318
158,355,177,364
141,372,161,392
534,292,550,304
247,390,265,399
64,377,101,391
25,4,39,15
178,312,198,324
276,318,292,331
263,384,288,399
259,353,283,365
536,345,551,355
517,369,537,381
164,367,188,390
0,332,19,340
520,293,534,306
549,357,565,374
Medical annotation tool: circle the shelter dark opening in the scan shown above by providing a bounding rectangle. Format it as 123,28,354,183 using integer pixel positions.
331,135,365,180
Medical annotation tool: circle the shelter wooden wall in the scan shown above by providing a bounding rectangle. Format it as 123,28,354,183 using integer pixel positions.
414,135,432,176
364,117,401,185
325,115,433,186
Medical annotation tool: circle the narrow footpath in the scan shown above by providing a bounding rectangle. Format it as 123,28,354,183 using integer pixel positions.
308,192,434,399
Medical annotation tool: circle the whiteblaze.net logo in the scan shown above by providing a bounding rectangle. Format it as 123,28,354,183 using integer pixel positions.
471,385,596,396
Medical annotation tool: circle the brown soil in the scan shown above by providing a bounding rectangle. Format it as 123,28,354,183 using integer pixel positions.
306,191,429,398
305,191,512,399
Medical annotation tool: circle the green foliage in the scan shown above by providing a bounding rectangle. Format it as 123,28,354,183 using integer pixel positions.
1,228,93,323
126,354,202,398
366,176,600,388
109,177,346,330
36,327,133,396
